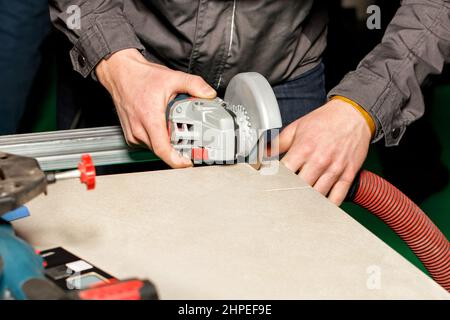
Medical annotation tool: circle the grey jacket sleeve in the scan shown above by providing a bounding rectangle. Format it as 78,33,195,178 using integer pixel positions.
49,0,145,78
329,0,450,146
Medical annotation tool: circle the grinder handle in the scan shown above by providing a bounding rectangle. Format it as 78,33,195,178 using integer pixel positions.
168,94,191,108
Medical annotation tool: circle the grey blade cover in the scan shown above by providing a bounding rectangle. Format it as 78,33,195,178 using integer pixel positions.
224,72,282,134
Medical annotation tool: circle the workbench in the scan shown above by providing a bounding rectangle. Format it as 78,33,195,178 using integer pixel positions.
12,163,450,299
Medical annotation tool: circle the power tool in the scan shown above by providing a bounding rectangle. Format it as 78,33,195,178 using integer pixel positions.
0,152,96,299
169,72,282,165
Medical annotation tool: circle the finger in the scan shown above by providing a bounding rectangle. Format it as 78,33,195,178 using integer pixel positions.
131,124,153,150
298,161,326,187
280,145,306,173
116,109,138,146
174,72,217,99
328,172,354,206
122,126,137,147
144,112,192,168
270,122,297,157
312,165,345,196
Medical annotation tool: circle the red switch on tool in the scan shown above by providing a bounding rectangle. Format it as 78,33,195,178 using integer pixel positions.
191,148,208,161
192,148,203,161
78,154,96,190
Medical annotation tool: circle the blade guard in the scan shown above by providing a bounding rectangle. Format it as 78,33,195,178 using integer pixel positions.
224,72,282,136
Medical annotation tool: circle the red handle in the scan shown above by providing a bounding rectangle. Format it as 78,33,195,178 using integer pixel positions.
78,154,96,190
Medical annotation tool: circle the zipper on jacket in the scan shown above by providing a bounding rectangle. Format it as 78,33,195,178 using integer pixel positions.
216,0,236,89
188,0,206,74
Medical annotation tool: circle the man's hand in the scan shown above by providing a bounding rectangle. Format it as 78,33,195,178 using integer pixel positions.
274,100,372,205
95,48,217,168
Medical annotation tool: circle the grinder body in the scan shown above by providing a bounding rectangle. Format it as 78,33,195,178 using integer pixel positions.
168,72,282,163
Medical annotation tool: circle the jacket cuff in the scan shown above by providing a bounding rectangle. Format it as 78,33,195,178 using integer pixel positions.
69,15,145,79
328,67,408,147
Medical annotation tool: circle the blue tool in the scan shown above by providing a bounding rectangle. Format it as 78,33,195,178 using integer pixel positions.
1,206,30,222
0,221,45,299
0,152,96,299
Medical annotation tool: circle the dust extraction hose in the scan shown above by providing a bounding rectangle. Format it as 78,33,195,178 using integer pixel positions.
347,170,450,292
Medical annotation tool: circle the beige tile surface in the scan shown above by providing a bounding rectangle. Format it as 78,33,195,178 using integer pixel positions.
13,163,449,299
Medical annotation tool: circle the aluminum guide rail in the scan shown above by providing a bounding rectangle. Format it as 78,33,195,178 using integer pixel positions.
0,126,158,171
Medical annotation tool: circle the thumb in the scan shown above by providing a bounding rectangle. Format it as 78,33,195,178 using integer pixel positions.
269,121,297,157
175,73,217,99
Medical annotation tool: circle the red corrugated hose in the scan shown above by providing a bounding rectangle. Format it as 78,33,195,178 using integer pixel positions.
347,170,450,292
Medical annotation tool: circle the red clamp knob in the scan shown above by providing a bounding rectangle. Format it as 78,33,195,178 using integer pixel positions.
78,154,96,190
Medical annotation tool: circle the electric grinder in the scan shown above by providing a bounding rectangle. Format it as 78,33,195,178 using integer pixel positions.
169,73,283,165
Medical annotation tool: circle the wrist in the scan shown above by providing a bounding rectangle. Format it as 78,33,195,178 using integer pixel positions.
95,48,143,88
331,96,375,139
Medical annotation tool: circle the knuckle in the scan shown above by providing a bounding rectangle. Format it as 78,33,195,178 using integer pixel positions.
299,143,314,158
128,124,141,138
129,123,148,145
178,71,192,84
314,155,331,169
133,132,146,144
152,144,163,155
152,144,168,158
165,71,181,87
328,162,344,177
340,172,356,185
347,163,362,176
126,136,138,146
192,75,204,84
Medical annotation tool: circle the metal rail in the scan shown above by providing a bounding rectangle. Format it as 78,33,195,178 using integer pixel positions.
0,126,158,171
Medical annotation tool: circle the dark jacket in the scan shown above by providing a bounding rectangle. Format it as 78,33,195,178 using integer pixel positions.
330,0,450,146
50,0,450,146
49,0,328,90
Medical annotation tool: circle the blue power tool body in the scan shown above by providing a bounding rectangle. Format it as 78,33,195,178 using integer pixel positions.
0,220,45,299
0,152,50,299
0,152,157,300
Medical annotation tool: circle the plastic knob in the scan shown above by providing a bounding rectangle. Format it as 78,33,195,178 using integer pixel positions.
78,154,96,190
